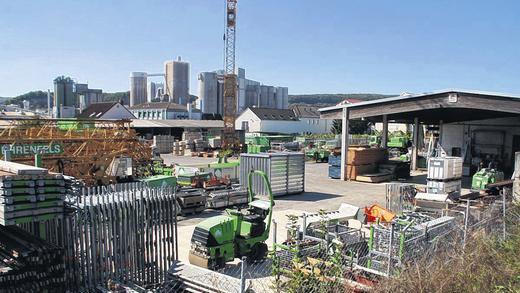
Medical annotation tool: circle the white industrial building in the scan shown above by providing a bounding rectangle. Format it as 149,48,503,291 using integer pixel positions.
129,102,202,120
198,68,288,115
235,106,333,134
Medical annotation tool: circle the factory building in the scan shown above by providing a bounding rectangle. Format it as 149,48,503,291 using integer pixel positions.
198,68,288,116
129,72,148,106
164,57,190,105
75,83,103,111
147,81,164,102
129,102,202,120
52,76,106,118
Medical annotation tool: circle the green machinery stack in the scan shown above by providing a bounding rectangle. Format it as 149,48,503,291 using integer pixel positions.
188,170,274,270
471,168,505,190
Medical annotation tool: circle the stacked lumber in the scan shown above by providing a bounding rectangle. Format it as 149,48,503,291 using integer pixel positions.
0,161,64,226
344,148,387,181
347,147,387,165
0,225,65,292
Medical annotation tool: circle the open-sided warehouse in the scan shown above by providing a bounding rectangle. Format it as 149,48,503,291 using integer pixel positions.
130,119,224,139
319,89,520,180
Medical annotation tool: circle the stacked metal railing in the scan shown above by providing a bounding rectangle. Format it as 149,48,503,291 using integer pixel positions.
66,183,178,290
10,182,179,292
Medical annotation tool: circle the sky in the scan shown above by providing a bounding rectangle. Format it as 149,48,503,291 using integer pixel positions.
1,0,520,97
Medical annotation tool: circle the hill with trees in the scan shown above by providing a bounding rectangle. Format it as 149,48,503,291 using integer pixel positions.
4,91,49,108
288,93,393,107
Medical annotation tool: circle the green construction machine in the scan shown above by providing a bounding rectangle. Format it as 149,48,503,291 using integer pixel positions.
188,170,274,270
471,168,504,190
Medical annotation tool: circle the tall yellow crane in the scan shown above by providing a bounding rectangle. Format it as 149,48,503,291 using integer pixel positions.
222,0,238,150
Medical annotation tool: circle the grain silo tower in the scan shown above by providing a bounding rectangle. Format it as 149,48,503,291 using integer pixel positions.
129,72,148,106
164,57,190,105
53,76,75,118
198,72,219,114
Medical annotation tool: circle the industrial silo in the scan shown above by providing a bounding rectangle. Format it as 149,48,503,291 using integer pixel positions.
130,72,147,106
246,84,260,108
282,87,289,109
53,76,74,107
198,72,218,114
259,85,275,108
259,85,269,108
164,57,190,105
276,86,289,109
267,86,275,108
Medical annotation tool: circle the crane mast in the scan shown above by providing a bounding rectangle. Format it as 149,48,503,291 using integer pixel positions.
222,0,238,150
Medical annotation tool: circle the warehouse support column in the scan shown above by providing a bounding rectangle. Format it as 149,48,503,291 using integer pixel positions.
340,108,350,181
439,120,444,146
412,117,419,170
382,114,388,148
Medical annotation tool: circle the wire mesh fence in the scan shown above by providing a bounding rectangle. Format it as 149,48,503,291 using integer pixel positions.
166,195,520,293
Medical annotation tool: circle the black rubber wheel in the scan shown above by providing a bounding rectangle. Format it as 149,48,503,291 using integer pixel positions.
210,257,225,270
247,242,268,263
216,257,226,270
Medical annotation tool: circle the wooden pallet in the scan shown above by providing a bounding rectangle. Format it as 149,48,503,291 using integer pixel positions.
356,172,393,183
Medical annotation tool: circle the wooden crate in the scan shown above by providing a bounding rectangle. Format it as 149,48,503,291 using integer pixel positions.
347,147,387,165
344,164,377,180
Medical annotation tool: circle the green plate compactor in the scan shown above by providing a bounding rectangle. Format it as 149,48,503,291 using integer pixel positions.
188,170,274,270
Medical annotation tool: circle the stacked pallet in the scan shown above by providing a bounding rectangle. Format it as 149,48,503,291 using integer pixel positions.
173,141,186,156
426,156,463,198
208,137,221,149
206,185,248,209
153,135,177,154
0,225,65,292
328,155,341,179
0,161,64,226
177,188,206,215
182,131,203,142
194,139,208,152
345,147,387,181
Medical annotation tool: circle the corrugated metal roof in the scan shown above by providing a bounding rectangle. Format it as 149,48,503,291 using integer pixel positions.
129,102,201,112
319,89,520,113
290,105,320,118
130,119,224,128
249,107,298,121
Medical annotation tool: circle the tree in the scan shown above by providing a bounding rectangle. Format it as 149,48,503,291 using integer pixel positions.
330,119,371,135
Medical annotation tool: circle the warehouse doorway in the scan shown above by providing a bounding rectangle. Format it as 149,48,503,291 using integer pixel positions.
513,135,520,160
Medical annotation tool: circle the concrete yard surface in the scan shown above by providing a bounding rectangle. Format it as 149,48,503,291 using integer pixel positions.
162,154,388,263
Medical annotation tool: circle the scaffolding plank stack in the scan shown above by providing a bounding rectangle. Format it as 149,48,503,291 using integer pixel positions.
0,161,65,226
0,225,65,292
